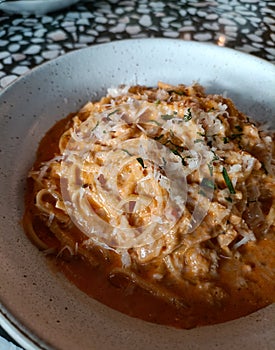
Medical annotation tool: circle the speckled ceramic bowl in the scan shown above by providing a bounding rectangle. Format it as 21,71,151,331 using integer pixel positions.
0,0,80,15
0,39,274,350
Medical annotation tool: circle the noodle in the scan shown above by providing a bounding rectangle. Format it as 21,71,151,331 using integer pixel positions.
23,82,275,328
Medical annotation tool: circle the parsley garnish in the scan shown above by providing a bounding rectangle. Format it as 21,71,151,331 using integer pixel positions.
183,108,192,121
154,134,164,141
201,178,216,190
107,109,119,118
163,138,184,152
229,133,243,140
197,132,206,137
225,197,233,203
148,119,161,126
91,121,99,132
194,139,204,143
171,149,181,156
207,151,219,177
161,114,174,120
211,151,219,162
222,167,236,194
121,149,133,156
235,125,243,132
208,163,213,177
223,137,229,144
171,149,186,166
199,189,207,197
169,129,175,138
136,157,146,168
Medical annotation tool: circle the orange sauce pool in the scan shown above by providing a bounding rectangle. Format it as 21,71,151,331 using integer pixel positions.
24,114,275,329
55,237,275,329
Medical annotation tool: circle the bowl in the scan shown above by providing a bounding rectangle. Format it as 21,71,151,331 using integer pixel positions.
0,39,274,350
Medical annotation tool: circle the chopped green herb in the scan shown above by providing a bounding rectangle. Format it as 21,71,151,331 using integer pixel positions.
201,178,216,190
199,189,207,197
197,132,206,137
229,133,243,140
172,149,181,156
171,149,186,166
121,149,133,156
155,100,160,105
169,129,175,138
222,167,236,194
164,138,184,152
161,114,174,120
91,121,99,132
148,119,162,126
225,197,233,202
181,158,187,166
183,108,192,122
208,163,213,177
223,137,229,144
107,109,119,118
211,150,220,162
136,157,146,168
235,125,243,132
194,139,204,143
207,151,219,176
154,134,164,141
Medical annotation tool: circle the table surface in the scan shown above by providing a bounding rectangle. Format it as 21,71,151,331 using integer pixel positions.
0,0,274,91
0,0,274,348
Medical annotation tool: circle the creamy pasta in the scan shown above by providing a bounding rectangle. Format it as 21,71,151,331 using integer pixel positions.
23,82,275,328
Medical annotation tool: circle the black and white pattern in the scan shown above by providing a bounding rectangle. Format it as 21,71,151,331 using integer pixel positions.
0,0,274,89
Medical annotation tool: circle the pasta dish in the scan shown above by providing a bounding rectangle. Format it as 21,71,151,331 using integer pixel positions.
23,82,275,328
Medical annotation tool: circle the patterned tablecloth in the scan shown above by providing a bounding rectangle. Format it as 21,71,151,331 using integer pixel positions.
0,0,274,348
0,0,274,91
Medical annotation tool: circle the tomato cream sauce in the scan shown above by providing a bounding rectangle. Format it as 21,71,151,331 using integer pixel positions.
56,237,275,329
